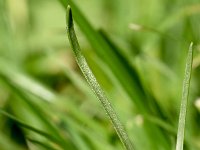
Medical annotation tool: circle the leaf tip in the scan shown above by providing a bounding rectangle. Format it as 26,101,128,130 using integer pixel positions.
66,5,73,30
189,42,194,60
189,42,193,50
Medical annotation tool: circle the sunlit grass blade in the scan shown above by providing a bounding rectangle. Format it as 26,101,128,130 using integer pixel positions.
176,43,193,150
66,6,134,150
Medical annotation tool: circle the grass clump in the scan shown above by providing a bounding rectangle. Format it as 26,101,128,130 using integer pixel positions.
0,0,199,150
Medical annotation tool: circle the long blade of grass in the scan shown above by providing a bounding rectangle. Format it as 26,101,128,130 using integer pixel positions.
58,3,172,147
66,6,134,150
176,43,193,150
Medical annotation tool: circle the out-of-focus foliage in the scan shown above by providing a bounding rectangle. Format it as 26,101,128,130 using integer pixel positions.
0,0,200,150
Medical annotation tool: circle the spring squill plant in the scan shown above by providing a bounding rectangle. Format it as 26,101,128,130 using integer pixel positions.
66,5,193,150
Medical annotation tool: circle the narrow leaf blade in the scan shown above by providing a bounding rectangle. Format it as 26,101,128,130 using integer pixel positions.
66,6,134,150
176,43,193,150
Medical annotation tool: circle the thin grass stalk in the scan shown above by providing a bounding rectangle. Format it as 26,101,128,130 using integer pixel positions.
176,43,193,150
66,6,134,150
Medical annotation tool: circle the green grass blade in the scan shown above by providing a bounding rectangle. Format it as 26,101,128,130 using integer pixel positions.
58,1,172,147
58,0,148,113
176,43,193,150
66,6,134,150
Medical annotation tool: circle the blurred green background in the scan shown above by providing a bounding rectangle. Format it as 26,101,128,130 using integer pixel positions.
0,0,200,149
